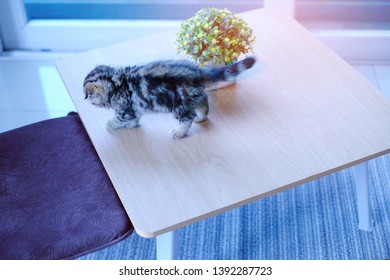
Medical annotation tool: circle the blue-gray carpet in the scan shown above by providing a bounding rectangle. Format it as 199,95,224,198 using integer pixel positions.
77,155,390,260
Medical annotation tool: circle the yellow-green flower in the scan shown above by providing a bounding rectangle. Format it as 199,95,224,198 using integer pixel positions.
175,7,255,66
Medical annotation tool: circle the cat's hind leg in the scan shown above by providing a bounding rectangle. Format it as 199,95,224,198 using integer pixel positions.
194,96,209,123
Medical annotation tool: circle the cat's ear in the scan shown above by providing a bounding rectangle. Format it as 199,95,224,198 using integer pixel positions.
84,83,104,99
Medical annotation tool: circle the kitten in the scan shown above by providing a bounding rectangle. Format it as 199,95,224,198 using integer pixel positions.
83,57,256,139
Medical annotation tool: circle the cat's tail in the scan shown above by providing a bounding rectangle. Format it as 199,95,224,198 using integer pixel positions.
205,56,256,86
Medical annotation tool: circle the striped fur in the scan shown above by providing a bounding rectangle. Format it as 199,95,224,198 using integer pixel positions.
83,57,256,139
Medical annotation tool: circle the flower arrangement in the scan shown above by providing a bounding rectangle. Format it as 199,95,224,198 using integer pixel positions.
176,7,256,66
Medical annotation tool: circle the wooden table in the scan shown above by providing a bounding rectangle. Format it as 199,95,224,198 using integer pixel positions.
56,8,390,259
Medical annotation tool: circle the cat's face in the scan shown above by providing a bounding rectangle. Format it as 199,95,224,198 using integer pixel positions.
83,80,111,108
83,65,114,109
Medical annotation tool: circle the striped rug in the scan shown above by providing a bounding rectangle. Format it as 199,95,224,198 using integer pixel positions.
78,155,390,260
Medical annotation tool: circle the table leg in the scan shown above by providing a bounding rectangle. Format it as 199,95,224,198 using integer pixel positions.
156,230,180,260
353,161,374,232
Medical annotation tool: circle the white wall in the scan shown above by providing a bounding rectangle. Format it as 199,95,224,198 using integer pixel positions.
263,0,295,16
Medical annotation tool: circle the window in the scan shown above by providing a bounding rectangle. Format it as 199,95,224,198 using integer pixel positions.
23,0,261,20
295,0,390,30
0,0,389,61
0,0,262,52
294,0,390,61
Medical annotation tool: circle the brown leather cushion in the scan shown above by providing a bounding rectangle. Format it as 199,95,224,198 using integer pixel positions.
0,113,133,259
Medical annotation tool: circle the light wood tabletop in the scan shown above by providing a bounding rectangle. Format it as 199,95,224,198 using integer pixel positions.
56,8,390,238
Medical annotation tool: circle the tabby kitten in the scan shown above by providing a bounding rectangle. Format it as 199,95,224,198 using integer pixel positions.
83,57,255,139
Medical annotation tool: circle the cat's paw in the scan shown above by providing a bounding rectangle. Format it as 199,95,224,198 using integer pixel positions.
194,116,207,123
106,118,125,130
170,121,192,139
123,120,140,128
194,106,208,123
107,118,140,130
170,128,187,139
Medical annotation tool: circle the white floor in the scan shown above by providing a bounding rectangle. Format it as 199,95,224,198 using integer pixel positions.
0,54,76,133
0,53,389,133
